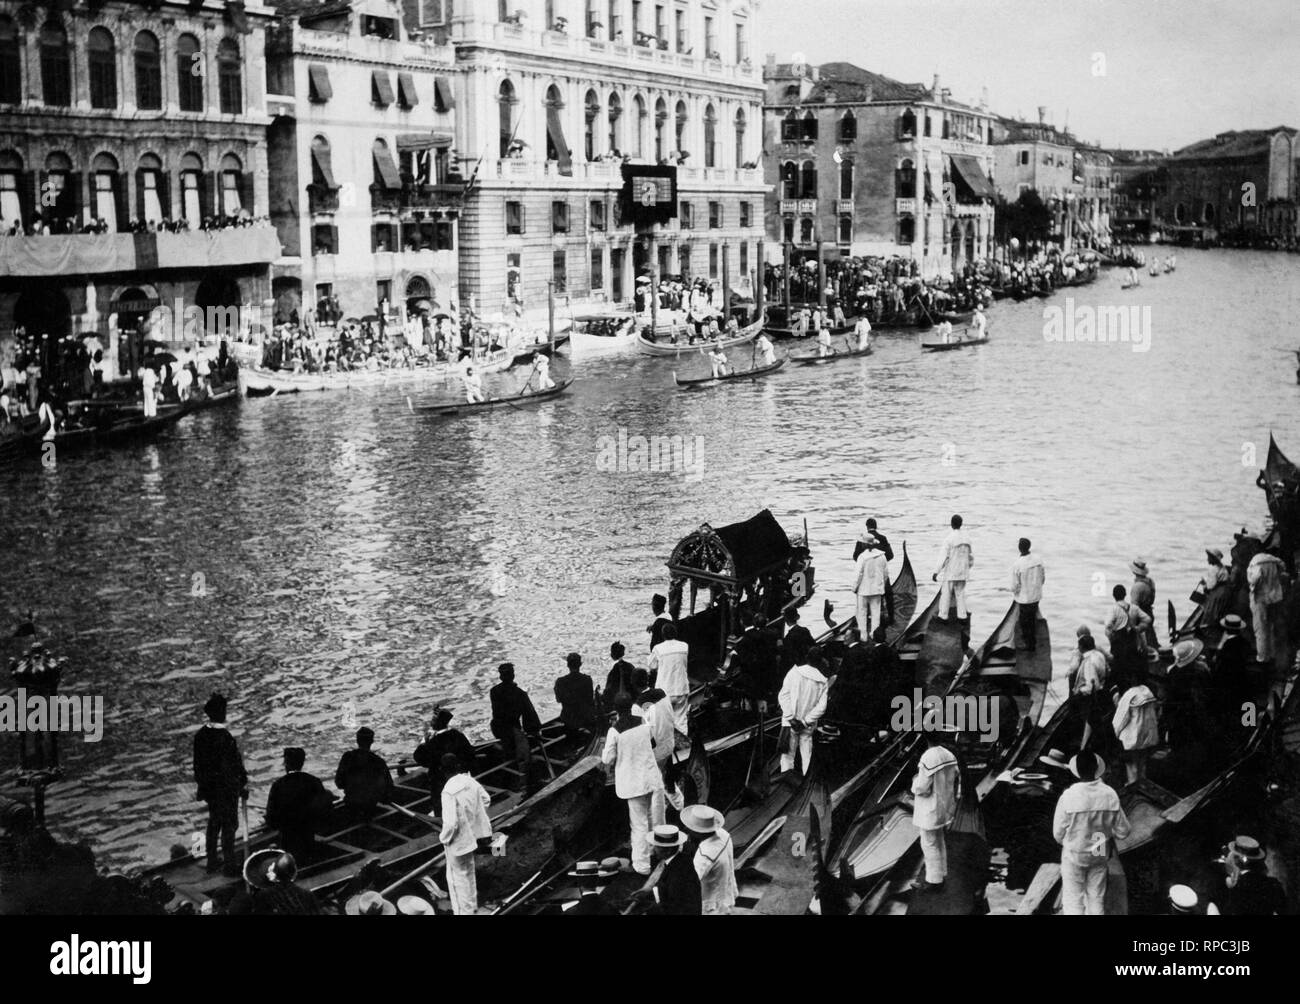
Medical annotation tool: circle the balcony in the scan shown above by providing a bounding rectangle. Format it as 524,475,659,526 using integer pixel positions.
0,228,282,278
308,185,339,214
837,200,854,214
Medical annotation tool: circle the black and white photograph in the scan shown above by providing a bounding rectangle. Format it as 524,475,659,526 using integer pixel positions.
0,0,1297,976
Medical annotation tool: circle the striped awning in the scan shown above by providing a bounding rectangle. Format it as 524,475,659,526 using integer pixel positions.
948,154,996,200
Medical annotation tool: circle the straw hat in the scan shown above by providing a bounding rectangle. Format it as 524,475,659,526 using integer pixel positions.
1228,835,1266,865
566,859,620,879
1130,559,1149,576
243,848,296,890
1038,748,1070,770
1220,614,1246,633
1172,639,1205,669
397,895,437,916
679,805,724,836
646,824,688,849
344,891,397,915
1068,751,1105,780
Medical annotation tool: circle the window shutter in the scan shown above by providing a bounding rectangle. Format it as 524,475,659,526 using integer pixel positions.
113,173,128,231
135,167,146,221
20,170,37,227
198,170,213,220
240,171,253,213
157,171,170,220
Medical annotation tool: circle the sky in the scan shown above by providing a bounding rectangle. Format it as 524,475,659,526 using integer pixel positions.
758,0,1300,151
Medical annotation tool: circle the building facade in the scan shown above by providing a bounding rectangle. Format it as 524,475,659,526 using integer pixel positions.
0,0,279,371
762,60,996,277
1108,148,1165,240
264,0,462,326
406,0,767,322
1155,127,1297,240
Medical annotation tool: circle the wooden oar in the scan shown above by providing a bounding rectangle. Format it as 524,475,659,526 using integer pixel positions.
385,801,440,830
533,733,558,782
735,814,788,871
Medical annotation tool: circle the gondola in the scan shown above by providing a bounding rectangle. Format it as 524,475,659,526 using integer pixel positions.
509,332,571,367
919,327,989,351
673,357,786,389
409,378,573,416
1258,434,1300,526
635,316,763,357
789,344,874,365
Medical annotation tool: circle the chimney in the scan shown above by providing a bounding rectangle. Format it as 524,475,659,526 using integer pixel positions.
1037,105,1047,125
979,86,988,112
932,73,940,96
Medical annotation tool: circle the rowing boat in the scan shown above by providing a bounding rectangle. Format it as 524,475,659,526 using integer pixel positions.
409,379,573,417
919,327,989,351
673,357,785,389
635,316,763,357
238,350,512,395
789,344,874,365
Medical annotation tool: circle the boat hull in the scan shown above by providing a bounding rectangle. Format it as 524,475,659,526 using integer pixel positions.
238,351,512,395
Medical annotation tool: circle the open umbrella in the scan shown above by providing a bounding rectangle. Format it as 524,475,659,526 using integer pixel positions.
360,314,381,323
413,299,434,312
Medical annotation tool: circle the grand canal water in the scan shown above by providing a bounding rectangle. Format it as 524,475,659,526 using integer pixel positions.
2,248,1299,872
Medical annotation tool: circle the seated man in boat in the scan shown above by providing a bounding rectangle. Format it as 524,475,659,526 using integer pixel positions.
530,352,556,390
707,342,729,379
755,332,777,367
462,366,485,404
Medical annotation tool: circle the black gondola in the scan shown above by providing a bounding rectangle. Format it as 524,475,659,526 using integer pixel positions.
410,378,573,416
673,357,786,389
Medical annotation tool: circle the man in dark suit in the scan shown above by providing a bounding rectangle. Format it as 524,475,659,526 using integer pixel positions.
333,727,395,822
779,607,814,673
563,860,619,915
490,663,543,792
631,824,701,915
554,652,597,739
728,609,782,703
647,594,672,651
192,693,248,876
604,641,637,705
265,747,335,866
412,707,475,804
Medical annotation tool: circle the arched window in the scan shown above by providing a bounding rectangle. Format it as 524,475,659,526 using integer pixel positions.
87,27,117,109
177,34,203,112
42,151,76,222
674,100,687,153
543,84,568,164
632,94,646,158
898,109,916,140
799,218,814,244
217,39,242,114
498,80,517,157
0,150,24,227
40,21,71,107
839,110,857,142
654,97,667,161
0,17,19,105
584,89,600,161
781,109,799,141
608,92,622,154
703,103,717,168
839,158,853,200
91,152,121,230
1203,202,1216,224
180,151,203,222
134,31,162,110
138,152,166,224
734,108,746,168
895,158,915,198
799,159,816,199
1174,202,1186,224
838,215,852,244
779,161,798,200
220,152,244,216
801,110,817,141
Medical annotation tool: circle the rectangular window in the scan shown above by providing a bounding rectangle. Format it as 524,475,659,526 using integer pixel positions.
221,171,241,215
704,16,716,56
591,247,604,291
708,201,721,228
708,243,718,277
141,171,163,223
507,252,522,300
312,224,338,254
590,198,606,230
553,250,567,292
678,244,690,276
680,201,693,228
739,201,751,228
782,217,794,243
506,200,524,234
1020,150,1030,166
735,22,747,62
610,247,624,300
376,280,392,309
658,245,670,277
435,220,454,250
655,5,665,43
372,222,397,252
552,199,569,233
632,0,642,37
181,171,201,221
675,10,686,52
609,0,621,40
839,216,852,243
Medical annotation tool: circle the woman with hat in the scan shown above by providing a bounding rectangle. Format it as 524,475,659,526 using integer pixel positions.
1051,750,1130,915
681,804,736,915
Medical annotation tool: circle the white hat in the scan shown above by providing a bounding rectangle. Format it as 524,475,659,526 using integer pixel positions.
344,891,397,915
646,824,688,849
397,895,437,915
1168,885,1197,912
679,805,724,836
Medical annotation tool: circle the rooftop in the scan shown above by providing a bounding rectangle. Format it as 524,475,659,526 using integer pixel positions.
1169,127,1297,161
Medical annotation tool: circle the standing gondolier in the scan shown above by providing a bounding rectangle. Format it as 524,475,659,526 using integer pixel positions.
854,315,872,352
933,515,973,622
1129,559,1157,650
1010,538,1045,652
193,693,247,877
852,538,889,641
1052,751,1131,915
490,663,543,792
462,365,484,404
910,733,960,892
777,646,829,774
755,331,777,366
648,623,691,737
438,754,492,915
530,351,556,390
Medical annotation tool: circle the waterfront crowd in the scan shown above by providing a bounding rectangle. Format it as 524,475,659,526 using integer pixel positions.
3,212,274,238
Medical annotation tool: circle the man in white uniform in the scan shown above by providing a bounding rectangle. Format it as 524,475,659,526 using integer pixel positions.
817,324,833,357
707,342,728,378
755,332,777,366
647,622,691,736
1052,750,1131,915
852,538,889,641
854,315,872,351
462,365,484,404
139,365,158,417
438,754,492,915
601,693,662,875
777,647,829,774
681,804,737,915
910,735,960,890
972,306,987,340
933,514,973,621
530,352,555,389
